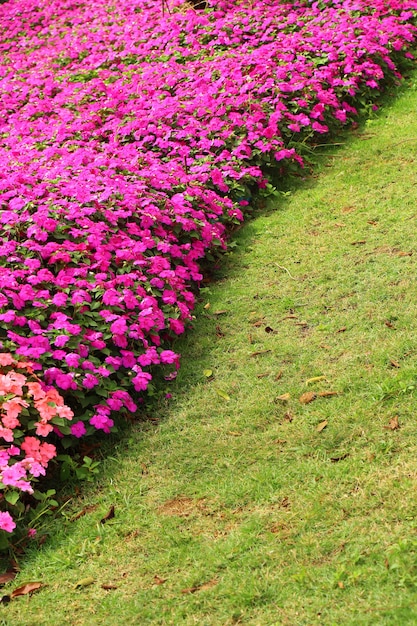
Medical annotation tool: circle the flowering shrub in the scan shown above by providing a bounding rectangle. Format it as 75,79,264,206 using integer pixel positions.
0,0,416,546
0,354,73,545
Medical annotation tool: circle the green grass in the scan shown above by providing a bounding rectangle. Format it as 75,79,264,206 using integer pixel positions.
3,77,417,624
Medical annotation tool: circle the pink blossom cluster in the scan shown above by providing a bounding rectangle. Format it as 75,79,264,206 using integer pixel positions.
0,354,73,533
0,0,415,443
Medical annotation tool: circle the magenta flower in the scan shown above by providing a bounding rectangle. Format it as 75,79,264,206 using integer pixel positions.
70,422,87,438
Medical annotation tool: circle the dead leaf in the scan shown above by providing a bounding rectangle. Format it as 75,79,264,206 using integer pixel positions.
330,453,349,462
367,220,378,225
317,391,339,397
100,505,115,524
213,310,228,316
141,462,148,475
384,415,400,431
299,392,316,404
203,302,210,310
397,251,413,257
74,577,95,589
10,582,42,598
256,372,270,379
181,579,218,594
316,420,328,433
250,350,271,357
275,370,283,381
70,504,98,522
0,571,16,586
337,581,344,589
389,359,400,368
283,411,294,423
306,376,327,385
101,583,118,590
334,222,346,228
276,393,291,402
279,314,298,322
351,240,367,245
336,327,347,333
153,575,167,585
385,320,395,329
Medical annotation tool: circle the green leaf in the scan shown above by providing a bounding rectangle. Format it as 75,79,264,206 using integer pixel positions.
5,491,19,505
215,389,230,401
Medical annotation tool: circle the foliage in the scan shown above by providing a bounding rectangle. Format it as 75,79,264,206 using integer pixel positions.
0,0,416,547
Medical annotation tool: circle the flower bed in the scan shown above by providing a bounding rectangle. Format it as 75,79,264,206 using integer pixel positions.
0,0,416,544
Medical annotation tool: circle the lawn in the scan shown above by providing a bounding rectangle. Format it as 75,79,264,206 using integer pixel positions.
2,65,417,625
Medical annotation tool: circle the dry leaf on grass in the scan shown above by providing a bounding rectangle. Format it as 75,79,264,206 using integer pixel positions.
316,420,328,433
299,391,316,404
181,579,218,594
317,390,339,397
250,350,271,357
330,453,349,462
153,575,167,585
389,359,400,368
10,582,42,598
101,583,118,590
100,505,115,524
384,415,400,431
276,393,291,402
70,504,98,522
279,314,298,322
0,571,16,586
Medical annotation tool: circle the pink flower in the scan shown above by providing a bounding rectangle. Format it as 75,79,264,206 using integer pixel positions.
54,335,70,348
132,371,152,392
0,353,15,367
160,350,178,364
0,512,15,533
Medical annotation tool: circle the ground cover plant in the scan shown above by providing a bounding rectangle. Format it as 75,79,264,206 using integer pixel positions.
0,0,417,545
2,72,417,625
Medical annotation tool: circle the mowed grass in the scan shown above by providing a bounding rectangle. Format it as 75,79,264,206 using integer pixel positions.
3,78,417,624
